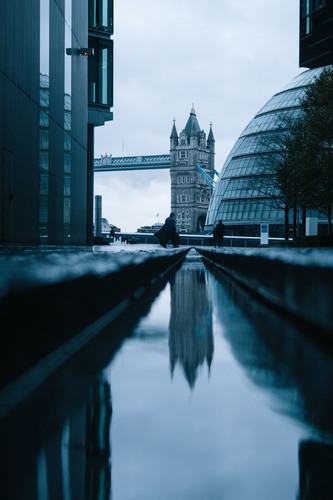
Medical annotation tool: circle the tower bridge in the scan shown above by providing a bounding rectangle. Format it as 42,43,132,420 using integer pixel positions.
94,107,217,234
94,154,171,172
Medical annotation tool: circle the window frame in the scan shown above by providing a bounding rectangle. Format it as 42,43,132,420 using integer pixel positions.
88,37,114,107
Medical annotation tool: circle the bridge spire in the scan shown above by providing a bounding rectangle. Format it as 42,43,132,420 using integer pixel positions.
207,122,215,143
170,118,178,141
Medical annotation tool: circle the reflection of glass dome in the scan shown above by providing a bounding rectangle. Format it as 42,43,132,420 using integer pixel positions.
206,67,328,237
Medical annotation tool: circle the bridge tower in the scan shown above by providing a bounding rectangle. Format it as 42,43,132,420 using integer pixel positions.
170,106,215,234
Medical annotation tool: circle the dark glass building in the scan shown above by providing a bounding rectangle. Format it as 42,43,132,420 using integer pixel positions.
0,0,113,246
300,0,333,68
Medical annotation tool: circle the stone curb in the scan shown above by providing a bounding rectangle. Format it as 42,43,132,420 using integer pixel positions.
197,248,333,338
0,249,189,390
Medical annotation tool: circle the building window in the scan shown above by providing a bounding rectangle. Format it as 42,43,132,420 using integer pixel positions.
315,0,326,11
177,151,188,161
89,0,114,33
40,0,49,242
304,0,311,34
88,38,113,107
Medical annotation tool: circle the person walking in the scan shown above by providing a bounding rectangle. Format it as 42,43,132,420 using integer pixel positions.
214,220,225,248
155,212,179,248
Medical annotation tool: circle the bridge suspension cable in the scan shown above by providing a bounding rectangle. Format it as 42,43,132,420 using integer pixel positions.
196,164,216,189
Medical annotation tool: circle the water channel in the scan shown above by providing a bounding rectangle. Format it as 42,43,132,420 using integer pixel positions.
1,248,333,499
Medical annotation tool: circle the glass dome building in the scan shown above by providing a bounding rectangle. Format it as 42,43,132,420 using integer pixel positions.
206,66,331,237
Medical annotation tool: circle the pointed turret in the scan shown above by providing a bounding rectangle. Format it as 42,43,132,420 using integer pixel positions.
170,119,178,140
207,122,215,143
190,118,198,137
170,118,178,150
184,105,201,139
207,122,215,173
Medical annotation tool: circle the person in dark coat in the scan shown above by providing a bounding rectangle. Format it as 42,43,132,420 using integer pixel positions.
155,212,179,248
214,220,225,247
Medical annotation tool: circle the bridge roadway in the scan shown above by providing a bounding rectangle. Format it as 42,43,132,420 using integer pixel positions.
94,154,171,172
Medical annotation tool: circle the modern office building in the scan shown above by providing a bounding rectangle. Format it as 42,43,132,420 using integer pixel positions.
0,0,113,245
170,108,215,233
205,67,332,237
300,0,333,68
206,0,333,237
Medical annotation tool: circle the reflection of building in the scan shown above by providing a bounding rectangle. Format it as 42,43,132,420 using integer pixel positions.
86,380,112,499
169,266,213,387
206,0,333,237
298,440,333,499
170,107,215,234
0,0,113,245
17,378,113,500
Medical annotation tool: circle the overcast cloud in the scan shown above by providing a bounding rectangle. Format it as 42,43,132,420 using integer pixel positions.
94,0,302,232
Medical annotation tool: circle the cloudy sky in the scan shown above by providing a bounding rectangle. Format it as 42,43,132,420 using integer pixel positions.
94,0,303,232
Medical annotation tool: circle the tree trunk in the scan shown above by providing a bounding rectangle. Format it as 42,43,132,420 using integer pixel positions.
293,205,297,238
284,205,289,241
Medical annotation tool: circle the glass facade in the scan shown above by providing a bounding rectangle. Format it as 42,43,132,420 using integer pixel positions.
64,0,72,243
88,0,114,108
300,0,332,68
39,0,74,244
39,0,50,241
88,38,113,107
89,0,114,33
206,66,330,236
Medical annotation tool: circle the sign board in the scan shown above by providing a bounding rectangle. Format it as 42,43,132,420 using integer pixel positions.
260,224,269,245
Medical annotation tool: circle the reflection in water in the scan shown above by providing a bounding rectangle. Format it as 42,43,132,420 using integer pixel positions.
34,377,112,500
2,250,333,499
86,379,112,500
169,261,213,387
0,263,179,499
205,261,333,499
206,262,333,439
299,440,333,500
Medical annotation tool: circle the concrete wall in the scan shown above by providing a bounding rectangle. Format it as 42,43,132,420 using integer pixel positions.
0,249,189,391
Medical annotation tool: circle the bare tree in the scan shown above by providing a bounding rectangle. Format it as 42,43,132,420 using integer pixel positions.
253,67,333,238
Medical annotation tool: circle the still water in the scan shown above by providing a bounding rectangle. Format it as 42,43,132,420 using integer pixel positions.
2,249,333,499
